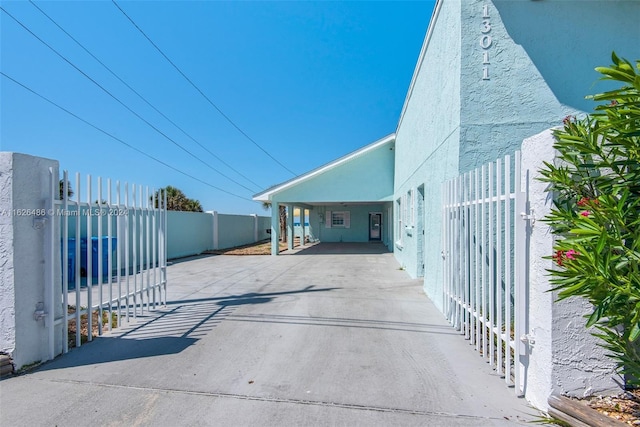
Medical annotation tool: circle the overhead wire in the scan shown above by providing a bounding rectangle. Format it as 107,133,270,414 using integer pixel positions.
1,71,254,202
0,5,257,194
111,0,298,176
28,0,262,191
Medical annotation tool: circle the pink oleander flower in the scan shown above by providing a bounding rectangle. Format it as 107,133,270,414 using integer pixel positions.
553,250,565,266
563,115,574,125
580,210,591,217
577,197,600,208
565,249,580,260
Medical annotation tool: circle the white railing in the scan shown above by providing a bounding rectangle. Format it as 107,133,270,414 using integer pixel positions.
441,152,527,395
49,170,167,354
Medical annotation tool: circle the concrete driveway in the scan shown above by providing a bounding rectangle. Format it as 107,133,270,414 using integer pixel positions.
0,243,537,426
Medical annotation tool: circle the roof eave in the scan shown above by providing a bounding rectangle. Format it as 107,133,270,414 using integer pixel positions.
252,133,395,202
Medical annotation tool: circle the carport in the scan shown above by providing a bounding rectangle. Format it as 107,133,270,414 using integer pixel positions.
253,134,396,255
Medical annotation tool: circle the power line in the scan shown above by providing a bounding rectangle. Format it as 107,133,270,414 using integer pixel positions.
29,0,262,191
111,0,298,176
1,71,255,202
1,5,256,194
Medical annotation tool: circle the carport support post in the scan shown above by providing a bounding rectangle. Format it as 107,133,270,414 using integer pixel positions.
299,208,305,247
270,201,280,256
287,204,294,251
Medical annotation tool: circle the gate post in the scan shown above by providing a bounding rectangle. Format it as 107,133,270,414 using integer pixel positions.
520,130,620,411
251,214,258,243
0,152,62,370
212,210,219,250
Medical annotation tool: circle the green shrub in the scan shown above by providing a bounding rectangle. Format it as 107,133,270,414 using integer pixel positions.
540,53,640,385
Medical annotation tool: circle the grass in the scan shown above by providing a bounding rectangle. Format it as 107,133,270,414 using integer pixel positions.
67,306,118,348
204,239,295,255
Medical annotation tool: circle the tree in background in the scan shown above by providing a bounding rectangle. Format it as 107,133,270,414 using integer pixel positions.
59,179,73,200
153,186,203,212
261,201,287,242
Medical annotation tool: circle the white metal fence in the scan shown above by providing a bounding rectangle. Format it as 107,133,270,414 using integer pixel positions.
47,170,167,355
441,151,527,395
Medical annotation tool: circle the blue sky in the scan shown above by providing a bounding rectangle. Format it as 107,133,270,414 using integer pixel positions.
1,1,434,215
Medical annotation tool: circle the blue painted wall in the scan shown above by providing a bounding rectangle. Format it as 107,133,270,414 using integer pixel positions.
217,214,255,250
394,0,461,289
167,210,213,259
270,141,394,203
63,208,270,262
394,0,640,308
310,204,391,250
257,216,271,241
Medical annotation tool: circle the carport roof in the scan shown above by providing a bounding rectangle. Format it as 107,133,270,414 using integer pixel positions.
253,133,395,202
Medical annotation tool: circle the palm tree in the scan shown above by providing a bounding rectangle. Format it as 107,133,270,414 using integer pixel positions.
152,186,203,212
59,180,73,200
262,201,287,242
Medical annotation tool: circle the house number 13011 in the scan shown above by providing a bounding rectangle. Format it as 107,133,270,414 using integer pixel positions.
480,4,492,80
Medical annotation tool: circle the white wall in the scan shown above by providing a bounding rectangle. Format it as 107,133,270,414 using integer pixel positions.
521,130,620,411
0,153,63,369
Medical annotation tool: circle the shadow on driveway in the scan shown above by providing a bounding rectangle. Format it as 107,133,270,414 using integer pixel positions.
36,285,339,371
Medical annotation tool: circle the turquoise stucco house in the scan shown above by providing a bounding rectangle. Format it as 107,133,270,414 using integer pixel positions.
253,134,395,254
254,0,640,304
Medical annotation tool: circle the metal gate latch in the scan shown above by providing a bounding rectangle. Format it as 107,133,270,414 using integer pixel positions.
520,334,536,347
520,209,536,226
34,302,47,321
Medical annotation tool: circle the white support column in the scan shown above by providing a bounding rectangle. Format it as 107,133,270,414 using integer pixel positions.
251,214,258,243
299,208,305,247
212,211,219,250
270,202,280,256
287,205,294,251
521,129,620,411
0,153,62,370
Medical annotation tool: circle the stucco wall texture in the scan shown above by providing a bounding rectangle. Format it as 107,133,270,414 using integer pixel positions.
394,0,640,300
169,211,269,258
393,0,638,408
0,153,16,358
394,0,461,301
271,143,395,204
522,130,619,410
0,153,63,368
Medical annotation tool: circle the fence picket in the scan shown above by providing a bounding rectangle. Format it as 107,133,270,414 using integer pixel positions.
504,155,513,385
496,159,503,375
442,152,525,395
50,171,166,353
474,168,481,351
481,164,488,360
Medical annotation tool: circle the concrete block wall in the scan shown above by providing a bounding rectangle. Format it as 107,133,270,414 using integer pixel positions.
167,210,213,259
211,212,270,252
0,153,63,369
521,130,620,411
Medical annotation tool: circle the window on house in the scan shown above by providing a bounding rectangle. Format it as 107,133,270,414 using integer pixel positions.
325,210,350,228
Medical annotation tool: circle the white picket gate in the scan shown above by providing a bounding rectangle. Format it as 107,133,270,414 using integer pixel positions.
46,169,167,356
441,151,528,395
